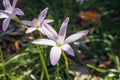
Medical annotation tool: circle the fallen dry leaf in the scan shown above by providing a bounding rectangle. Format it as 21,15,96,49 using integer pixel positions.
14,40,20,51
79,11,100,25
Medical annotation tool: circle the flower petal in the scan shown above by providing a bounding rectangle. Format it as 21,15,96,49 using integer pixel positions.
37,27,47,35
44,24,58,36
22,20,32,26
32,18,38,26
65,30,89,44
61,44,75,56
43,19,54,24
12,0,17,8
58,17,69,41
37,27,45,34
14,8,24,15
50,47,61,66
32,39,56,46
3,0,11,9
26,27,36,34
2,18,10,31
41,25,56,40
38,7,48,23
44,24,58,40
0,10,9,18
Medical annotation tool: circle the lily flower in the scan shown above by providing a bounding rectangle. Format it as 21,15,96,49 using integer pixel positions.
32,17,89,66
22,7,54,34
0,0,24,31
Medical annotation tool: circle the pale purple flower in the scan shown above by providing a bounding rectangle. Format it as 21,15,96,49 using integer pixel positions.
0,0,24,31
32,17,89,66
22,7,54,34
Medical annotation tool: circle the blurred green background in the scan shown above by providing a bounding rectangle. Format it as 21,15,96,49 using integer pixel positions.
0,0,120,80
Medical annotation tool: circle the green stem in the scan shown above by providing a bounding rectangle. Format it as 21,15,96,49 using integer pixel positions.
110,52,120,70
0,47,6,80
36,45,50,80
56,63,60,77
12,15,28,29
87,64,107,73
40,68,44,80
115,55,120,70
61,51,69,80
39,32,43,39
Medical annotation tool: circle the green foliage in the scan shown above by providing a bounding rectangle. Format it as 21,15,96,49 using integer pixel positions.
0,0,120,80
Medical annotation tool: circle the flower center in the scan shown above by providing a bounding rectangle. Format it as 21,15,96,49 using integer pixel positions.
57,42,63,47
36,25,40,28
34,21,40,28
56,39,64,47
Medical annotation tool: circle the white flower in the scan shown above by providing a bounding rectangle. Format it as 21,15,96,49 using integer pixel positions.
22,7,53,34
32,17,89,66
0,0,24,31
